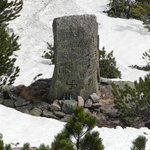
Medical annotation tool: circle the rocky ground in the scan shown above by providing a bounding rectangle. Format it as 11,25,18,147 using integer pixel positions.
0,78,134,128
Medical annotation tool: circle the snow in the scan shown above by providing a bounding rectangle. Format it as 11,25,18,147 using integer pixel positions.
1,0,150,149
9,0,150,86
1,104,150,149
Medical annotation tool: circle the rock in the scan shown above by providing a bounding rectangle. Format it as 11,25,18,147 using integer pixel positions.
30,107,42,116
0,98,3,104
90,93,100,103
34,101,50,110
77,96,84,106
42,109,58,119
101,104,119,118
16,104,33,113
101,85,113,99
92,101,102,108
3,99,14,108
29,78,51,90
50,102,61,111
14,98,31,107
0,93,3,98
0,133,3,140
84,99,93,108
49,14,100,102
61,114,72,122
5,86,18,100
53,111,65,118
62,100,77,114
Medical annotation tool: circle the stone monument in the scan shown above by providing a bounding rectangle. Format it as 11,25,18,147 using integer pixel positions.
49,14,100,102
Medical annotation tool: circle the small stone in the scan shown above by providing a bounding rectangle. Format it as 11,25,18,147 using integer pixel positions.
53,111,65,118
84,99,93,108
16,104,33,113
34,101,50,110
42,109,58,119
77,96,84,106
62,100,77,114
0,98,3,104
50,102,61,111
30,107,42,116
90,93,100,103
3,99,14,108
14,98,31,107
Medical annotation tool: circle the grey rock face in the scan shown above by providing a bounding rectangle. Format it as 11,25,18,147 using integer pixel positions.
77,96,84,106
49,14,100,102
53,111,65,118
50,102,61,111
42,109,58,119
90,93,100,103
62,100,77,114
30,107,42,116
3,99,14,108
84,99,93,108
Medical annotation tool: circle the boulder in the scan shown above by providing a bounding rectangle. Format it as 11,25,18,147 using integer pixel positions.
101,104,119,118
0,98,3,104
84,99,93,108
34,101,50,110
53,111,65,118
30,107,42,116
90,93,100,103
42,109,58,119
62,100,77,114
14,98,31,107
50,102,61,111
3,99,14,108
16,104,33,113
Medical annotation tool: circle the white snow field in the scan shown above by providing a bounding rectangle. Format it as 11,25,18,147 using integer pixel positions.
0,0,150,149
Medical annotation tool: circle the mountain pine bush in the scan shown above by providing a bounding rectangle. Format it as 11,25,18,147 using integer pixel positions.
50,106,104,150
112,73,150,127
106,0,150,31
131,135,147,150
0,0,23,86
99,47,121,79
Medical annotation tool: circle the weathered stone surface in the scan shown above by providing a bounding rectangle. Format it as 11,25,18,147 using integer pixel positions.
42,109,58,119
84,99,93,108
101,104,119,118
0,98,3,104
53,111,65,118
50,102,61,111
14,98,31,107
16,104,33,113
77,96,84,106
90,93,100,103
30,107,42,116
62,100,77,114
49,14,100,102
3,99,14,108
34,101,50,110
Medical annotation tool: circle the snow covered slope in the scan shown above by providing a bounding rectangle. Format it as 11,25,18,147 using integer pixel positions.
1,104,150,150
9,0,150,86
